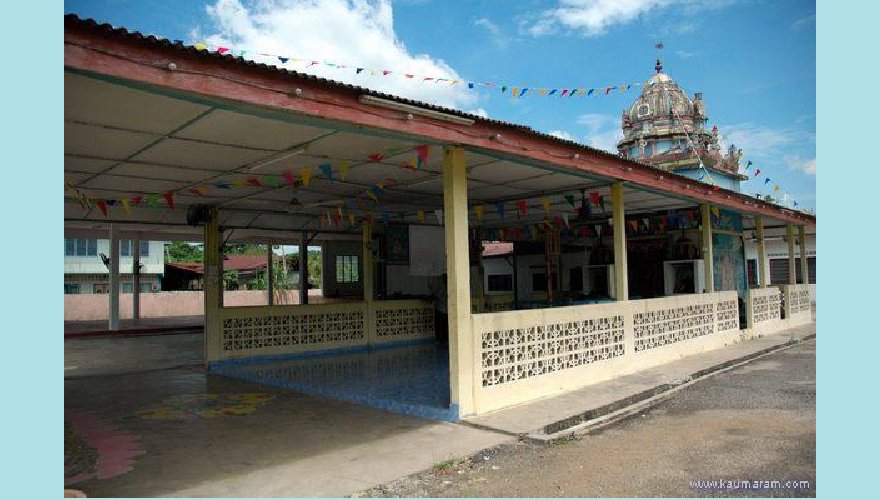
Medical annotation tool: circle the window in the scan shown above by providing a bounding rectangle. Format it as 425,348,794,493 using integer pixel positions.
335,255,359,283
65,238,97,256
532,273,557,292
747,259,757,287
122,283,134,293
64,283,81,294
93,283,109,294
487,274,513,292
120,240,150,257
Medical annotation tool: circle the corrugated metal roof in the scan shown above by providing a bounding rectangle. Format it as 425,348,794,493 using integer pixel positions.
64,14,814,223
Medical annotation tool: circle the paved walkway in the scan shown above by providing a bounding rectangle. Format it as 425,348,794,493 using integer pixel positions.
64,315,204,336
467,324,815,437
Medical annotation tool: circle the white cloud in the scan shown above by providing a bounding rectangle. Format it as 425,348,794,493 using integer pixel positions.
548,129,577,141
785,155,816,176
527,0,736,37
790,13,815,31
576,113,622,152
198,0,475,109
468,107,489,118
676,49,697,59
717,123,814,164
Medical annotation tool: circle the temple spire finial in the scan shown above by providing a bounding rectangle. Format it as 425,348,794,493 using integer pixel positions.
655,41,664,73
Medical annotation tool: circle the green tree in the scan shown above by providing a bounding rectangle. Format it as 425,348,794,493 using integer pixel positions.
165,241,203,263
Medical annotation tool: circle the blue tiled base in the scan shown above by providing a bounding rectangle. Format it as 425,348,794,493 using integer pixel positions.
211,342,458,422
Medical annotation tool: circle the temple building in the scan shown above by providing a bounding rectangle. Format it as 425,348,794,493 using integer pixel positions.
618,58,748,191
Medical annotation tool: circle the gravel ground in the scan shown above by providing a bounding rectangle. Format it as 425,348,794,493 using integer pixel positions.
354,340,816,498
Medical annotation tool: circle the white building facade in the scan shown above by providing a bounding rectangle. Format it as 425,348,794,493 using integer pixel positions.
64,238,165,294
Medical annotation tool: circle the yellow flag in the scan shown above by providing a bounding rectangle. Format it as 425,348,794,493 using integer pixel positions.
301,167,313,187
121,198,131,215
348,213,355,226
417,209,425,223
540,89,548,96
511,87,519,98
541,197,551,215
774,185,781,192
620,83,627,93
711,206,720,218
195,42,207,51
340,161,350,181
474,205,484,221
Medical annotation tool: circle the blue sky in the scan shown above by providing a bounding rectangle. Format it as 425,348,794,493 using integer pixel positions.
64,0,816,210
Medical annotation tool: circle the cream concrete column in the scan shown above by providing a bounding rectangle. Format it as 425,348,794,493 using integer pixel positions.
443,145,474,417
787,224,796,285
266,242,274,305
798,225,809,285
204,206,223,366
132,232,141,320
299,233,309,305
611,182,628,301
362,223,374,302
108,223,120,330
701,204,715,293
755,217,767,288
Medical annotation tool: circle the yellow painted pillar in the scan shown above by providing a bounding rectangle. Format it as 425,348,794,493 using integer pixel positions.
362,222,375,344
787,224,796,285
362,223,374,302
611,182,628,301
443,145,474,417
798,225,809,285
756,217,767,288
203,206,223,366
701,204,715,293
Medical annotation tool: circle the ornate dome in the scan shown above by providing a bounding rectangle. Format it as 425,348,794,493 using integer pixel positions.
615,58,744,183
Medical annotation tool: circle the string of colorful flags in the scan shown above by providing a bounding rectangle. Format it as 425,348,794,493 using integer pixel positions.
64,144,432,221
740,159,799,208
193,41,641,99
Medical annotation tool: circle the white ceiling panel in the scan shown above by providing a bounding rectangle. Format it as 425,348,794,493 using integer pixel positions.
468,161,548,184
468,184,531,199
65,122,159,159
132,138,270,170
106,163,223,182
65,155,116,174
307,131,419,159
65,73,211,134
81,175,188,193
175,109,333,151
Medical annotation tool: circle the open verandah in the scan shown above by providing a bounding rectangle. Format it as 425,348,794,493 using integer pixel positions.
64,15,816,421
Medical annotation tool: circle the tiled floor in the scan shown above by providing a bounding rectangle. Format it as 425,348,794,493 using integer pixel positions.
213,342,456,420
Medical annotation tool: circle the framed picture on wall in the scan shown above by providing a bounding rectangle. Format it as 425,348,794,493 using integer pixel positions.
385,225,410,264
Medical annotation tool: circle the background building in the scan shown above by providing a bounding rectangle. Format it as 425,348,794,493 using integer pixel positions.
64,238,164,294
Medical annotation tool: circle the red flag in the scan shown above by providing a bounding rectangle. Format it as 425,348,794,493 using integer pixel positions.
517,200,527,216
217,47,229,54
188,187,205,196
96,200,108,217
282,171,297,187
131,195,143,205
414,145,430,168
162,192,175,209
754,169,761,177
589,192,601,206
368,153,385,163
246,177,264,187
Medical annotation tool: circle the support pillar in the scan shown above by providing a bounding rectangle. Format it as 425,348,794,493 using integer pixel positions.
132,233,141,321
756,217,767,288
798,225,809,285
701,204,715,293
787,224,796,285
611,182,628,301
443,145,474,417
362,223,374,302
267,242,274,305
299,233,309,305
204,207,223,365
108,224,120,330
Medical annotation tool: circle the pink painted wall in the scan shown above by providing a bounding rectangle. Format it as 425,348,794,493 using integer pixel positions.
64,290,324,321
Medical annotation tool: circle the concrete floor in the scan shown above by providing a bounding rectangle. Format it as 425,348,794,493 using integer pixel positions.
64,337,509,497
357,340,817,498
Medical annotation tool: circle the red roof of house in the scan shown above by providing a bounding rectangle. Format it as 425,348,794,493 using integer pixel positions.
482,242,514,257
166,254,286,275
